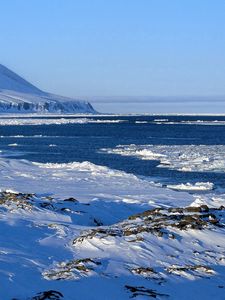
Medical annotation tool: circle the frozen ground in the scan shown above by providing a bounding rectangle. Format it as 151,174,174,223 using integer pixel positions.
0,153,225,299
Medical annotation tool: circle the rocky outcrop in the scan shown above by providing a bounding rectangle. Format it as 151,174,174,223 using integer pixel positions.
0,98,95,113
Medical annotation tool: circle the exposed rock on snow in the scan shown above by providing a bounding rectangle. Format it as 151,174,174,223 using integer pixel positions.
29,290,64,300
125,285,169,299
1,160,225,299
43,258,102,281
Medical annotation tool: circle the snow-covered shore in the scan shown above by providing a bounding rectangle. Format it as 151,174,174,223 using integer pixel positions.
0,155,225,299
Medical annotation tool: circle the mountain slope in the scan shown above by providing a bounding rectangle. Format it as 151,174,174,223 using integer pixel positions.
0,64,96,113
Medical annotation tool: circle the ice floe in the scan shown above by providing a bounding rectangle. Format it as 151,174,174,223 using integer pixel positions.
166,182,214,191
101,144,225,172
0,118,126,126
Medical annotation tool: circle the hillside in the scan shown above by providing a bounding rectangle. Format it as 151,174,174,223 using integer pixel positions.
0,64,96,113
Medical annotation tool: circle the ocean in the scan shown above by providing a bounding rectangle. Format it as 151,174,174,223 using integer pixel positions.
1,114,225,191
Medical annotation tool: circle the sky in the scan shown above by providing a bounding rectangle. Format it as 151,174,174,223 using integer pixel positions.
0,0,225,112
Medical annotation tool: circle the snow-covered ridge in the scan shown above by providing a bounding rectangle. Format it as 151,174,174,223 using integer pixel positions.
0,64,96,113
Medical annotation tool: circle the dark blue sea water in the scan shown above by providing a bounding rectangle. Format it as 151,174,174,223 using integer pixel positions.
1,115,225,190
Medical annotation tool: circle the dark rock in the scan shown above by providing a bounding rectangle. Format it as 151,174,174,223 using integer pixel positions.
30,290,63,300
63,197,78,203
125,285,169,298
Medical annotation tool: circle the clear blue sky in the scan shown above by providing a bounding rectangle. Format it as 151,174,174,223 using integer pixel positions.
1,0,225,99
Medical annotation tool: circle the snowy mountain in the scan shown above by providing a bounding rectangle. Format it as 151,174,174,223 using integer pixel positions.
0,64,96,113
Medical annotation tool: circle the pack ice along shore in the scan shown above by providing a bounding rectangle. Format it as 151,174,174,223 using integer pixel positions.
0,64,96,113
